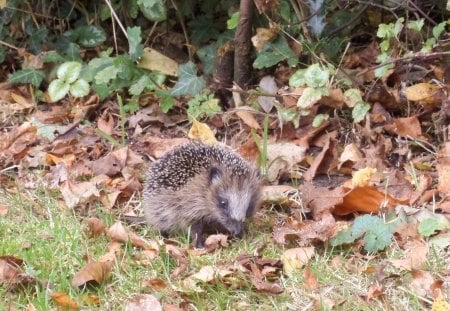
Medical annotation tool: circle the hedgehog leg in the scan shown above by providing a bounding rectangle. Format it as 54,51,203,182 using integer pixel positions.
191,220,205,248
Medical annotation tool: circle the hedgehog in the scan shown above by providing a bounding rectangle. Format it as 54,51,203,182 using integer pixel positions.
143,142,261,248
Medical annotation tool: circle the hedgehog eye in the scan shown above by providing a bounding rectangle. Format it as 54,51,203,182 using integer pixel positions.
218,197,228,209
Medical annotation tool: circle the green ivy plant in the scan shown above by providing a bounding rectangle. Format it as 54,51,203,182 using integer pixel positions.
48,61,90,102
331,215,396,253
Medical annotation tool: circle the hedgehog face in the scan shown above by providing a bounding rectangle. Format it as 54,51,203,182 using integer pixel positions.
208,166,261,237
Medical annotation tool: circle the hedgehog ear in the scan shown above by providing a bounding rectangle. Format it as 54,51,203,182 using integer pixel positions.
208,166,222,184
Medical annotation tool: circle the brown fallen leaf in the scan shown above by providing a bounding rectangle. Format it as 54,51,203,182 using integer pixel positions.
0,122,37,167
71,259,114,288
165,244,188,277
84,217,105,238
188,234,229,255
334,186,398,216
249,275,284,294
273,212,337,245
384,116,422,138
389,240,428,271
107,222,159,252
437,142,450,196
124,294,162,311
303,267,319,290
402,83,440,104
365,283,383,302
60,180,100,209
409,270,440,299
304,135,338,181
143,278,167,291
50,292,78,310
0,255,37,290
97,112,114,136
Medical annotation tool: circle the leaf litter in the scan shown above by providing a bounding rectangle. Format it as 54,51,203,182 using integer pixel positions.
1,23,450,310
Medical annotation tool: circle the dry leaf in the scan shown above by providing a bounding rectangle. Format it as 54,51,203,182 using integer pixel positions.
71,260,113,288
124,294,162,311
143,278,167,291
60,180,100,209
84,217,106,238
257,75,278,112
281,247,315,276
266,142,307,182
138,48,178,77
403,83,440,104
334,186,398,215
437,143,450,196
352,167,377,187
235,110,261,129
338,143,363,169
303,267,319,290
251,28,277,51
50,292,78,310
107,222,159,251
165,244,188,277
384,116,422,138
389,240,428,271
188,119,217,144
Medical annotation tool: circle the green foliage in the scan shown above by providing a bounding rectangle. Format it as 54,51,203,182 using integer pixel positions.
48,61,90,101
253,37,298,69
418,218,442,237
312,113,329,127
196,44,216,75
137,0,166,22
227,12,240,30
187,92,222,120
331,215,394,253
65,25,107,48
127,26,144,61
9,69,45,87
171,62,206,96
344,89,371,123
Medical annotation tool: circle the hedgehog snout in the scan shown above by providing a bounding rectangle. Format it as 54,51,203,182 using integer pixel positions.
226,219,244,238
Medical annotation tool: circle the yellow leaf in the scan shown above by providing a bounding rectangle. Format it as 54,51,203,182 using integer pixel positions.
403,83,440,104
137,48,178,76
188,119,217,144
352,167,377,187
431,297,450,311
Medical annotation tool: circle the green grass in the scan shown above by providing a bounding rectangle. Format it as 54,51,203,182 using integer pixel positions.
1,187,449,310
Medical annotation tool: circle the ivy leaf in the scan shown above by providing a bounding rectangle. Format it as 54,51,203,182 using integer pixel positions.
9,69,45,87
129,75,149,96
297,87,327,109
75,25,107,47
304,64,329,88
69,79,90,97
418,218,441,237
196,44,216,75
331,215,394,253
289,69,306,87
64,43,82,62
312,113,329,127
253,37,297,69
137,0,166,22
57,62,82,83
352,101,371,123
351,215,393,252
227,12,240,30
170,61,205,96
432,21,446,39
95,65,120,85
127,26,143,61
48,79,70,102
188,16,220,44
156,90,174,113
